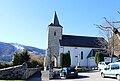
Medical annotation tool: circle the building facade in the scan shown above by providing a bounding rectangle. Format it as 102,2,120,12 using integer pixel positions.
45,12,107,68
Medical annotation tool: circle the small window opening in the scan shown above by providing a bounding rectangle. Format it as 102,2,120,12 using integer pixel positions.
54,31,56,36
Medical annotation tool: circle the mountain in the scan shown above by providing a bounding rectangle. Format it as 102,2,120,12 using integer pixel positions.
0,42,16,62
11,43,45,55
0,42,45,62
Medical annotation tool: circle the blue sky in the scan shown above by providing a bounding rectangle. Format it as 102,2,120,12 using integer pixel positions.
0,0,120,49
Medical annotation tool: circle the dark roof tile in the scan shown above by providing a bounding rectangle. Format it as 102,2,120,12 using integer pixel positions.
87,49,117,58
60,35,107,48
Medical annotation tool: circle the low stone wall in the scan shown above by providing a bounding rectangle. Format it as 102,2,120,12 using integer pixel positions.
0,63,38,80
27,68,38,78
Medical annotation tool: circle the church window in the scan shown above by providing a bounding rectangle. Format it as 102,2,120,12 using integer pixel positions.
81,51,83,59
68,50,70,54
54,31,56,36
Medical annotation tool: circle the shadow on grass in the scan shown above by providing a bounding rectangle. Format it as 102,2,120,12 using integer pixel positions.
0,80,25,81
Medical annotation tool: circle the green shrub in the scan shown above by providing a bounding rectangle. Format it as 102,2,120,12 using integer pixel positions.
0,62,13,69
60,53,64,67
12,50,30,65
27,59,43,68
27,59,38,68
65,51,71,67
95,51,104,65
60,51,71,68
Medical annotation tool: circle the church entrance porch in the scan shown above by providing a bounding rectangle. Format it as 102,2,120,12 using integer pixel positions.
51,55,57,67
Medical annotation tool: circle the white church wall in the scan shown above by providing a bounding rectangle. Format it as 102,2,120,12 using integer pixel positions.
87,57,97,67
58,46,94,67
58,46,77,66
104,57,118,62
77,47,93,66
87,57,118,67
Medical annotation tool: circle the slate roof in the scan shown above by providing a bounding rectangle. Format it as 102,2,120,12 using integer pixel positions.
60,35,107,48
87,49,109,58
87,49,117,58
49,11,62,27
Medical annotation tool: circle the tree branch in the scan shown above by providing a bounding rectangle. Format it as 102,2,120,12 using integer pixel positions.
117,11,120,14
112,21,120,23
103,17,115,28
94,24,110,31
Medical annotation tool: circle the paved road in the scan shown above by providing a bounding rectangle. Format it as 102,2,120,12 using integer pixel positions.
27,70,50,81
26,70,118,81
51,70,118,81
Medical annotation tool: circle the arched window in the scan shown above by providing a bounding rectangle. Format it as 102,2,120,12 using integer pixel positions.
81,51,83,59
68,50,70,54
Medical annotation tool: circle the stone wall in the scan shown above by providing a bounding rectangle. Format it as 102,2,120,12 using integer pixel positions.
26,68,38,78
0,63,38,80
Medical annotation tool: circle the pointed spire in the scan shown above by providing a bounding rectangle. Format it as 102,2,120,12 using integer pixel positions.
49,11,62,27
52,11,59,25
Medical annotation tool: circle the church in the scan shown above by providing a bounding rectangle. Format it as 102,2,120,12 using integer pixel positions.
45,12,107,68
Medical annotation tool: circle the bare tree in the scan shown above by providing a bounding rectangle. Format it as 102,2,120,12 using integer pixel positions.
95,13,120,62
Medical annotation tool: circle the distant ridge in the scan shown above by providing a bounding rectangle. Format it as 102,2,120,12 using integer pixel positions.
0,42,45,62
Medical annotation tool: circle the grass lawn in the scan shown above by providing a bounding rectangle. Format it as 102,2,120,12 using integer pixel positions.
0,80,25,81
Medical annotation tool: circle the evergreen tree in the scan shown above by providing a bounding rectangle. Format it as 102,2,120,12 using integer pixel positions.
66,51,71,67
95,51,104,65
60,51,71,67
60,53,64,67
12,50,30,65
68,51,71,66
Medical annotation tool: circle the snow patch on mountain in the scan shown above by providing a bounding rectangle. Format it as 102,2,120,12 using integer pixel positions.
0,42,45,62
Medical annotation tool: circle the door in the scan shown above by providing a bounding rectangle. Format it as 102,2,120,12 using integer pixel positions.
104,65,111,75
110,64,119,75
52,55,57,67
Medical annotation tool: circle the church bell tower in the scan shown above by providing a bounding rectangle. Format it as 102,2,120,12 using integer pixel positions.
46,11,63,67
